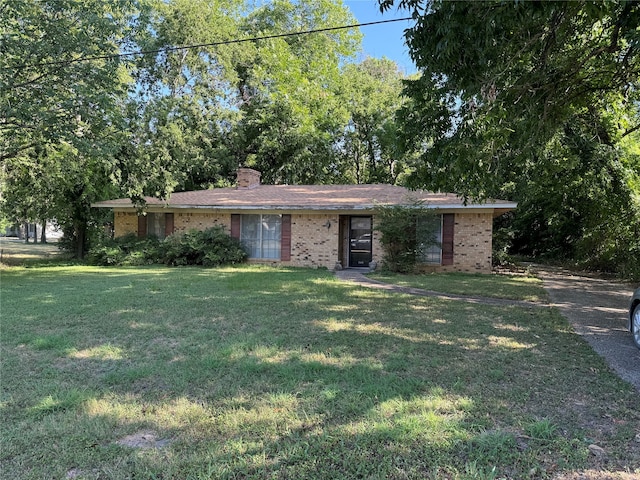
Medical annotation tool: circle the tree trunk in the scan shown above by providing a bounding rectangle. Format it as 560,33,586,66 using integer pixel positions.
40,219,47,243
23,222,29,243
74,220,86,259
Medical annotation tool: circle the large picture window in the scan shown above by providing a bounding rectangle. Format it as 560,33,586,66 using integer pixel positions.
240,214,282,259
418,215,443,265
147,213,166,239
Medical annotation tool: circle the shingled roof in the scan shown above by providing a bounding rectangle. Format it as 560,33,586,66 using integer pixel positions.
93,183,516,214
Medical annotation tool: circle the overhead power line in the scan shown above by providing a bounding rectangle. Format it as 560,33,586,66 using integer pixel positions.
16,17,413,70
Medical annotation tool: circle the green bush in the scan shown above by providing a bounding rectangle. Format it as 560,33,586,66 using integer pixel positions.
157,227,247,266
374,201,439,273
87,233,160,266
492,212,517,268
88,227,247,267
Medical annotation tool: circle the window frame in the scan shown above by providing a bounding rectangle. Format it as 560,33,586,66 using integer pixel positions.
418,214,443,265
240,214,283,260
147,212,166,239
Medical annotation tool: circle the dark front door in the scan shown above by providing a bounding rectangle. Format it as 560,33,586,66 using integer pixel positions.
349,216,372,267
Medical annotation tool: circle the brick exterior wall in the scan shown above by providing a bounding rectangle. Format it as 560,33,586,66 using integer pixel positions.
173,212,229,234
289,213,339,268
434,212,493,274
114,211,138,236
370,218,383,266
113,210,494,273
288,214,383,269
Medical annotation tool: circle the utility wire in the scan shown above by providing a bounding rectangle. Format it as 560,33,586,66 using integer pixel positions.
16,17,412,70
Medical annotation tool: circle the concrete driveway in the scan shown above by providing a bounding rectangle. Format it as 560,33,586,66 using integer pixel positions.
534,265,640,392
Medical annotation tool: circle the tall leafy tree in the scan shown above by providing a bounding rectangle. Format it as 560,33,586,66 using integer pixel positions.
1,0,143,256
122,0,247,199
380,0,639,196
232,0,361,185
127,0,361,193
1,0,140,162
380,0,640,276
338,57,412,184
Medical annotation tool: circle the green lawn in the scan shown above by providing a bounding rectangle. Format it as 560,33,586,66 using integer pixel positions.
0,237,64,267
369,271,548,302
1,265,638,479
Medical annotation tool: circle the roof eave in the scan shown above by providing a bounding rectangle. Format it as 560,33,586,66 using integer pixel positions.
92,202,518,211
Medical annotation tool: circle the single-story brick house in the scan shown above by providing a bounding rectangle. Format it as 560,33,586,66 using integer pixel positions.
92,168,516,273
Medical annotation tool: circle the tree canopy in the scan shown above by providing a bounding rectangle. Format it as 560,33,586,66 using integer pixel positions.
381,0,639,194
338,57,413,184
380,0,640,277
1,0,413,257
1,0,143,256
1,0,139,162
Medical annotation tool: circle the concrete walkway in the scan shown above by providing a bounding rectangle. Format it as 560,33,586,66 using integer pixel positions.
533,265,640,392
335,267,640,392
334,269,542,308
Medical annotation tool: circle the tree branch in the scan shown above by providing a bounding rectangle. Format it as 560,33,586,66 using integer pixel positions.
0,143,37,162
622,123,640,138
8,71,52,90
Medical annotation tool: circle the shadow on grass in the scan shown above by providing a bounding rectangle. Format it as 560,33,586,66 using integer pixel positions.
1,266,637,478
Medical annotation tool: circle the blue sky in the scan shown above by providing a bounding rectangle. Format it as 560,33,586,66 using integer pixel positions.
344,0,416,74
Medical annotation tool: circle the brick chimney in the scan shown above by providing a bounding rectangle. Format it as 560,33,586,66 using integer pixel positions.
236,168,261,189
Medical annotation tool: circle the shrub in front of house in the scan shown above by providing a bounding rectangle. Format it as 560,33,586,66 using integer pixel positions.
87,227,247,267
87,233,161,266
157,227,247,267
375,201,440,273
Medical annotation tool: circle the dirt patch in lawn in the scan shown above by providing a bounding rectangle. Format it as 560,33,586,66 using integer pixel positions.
553,472,639,480
116,430,174,449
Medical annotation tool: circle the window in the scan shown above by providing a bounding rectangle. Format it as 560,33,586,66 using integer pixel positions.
137,212,173,239
147,213,166,239
240,214,282,259
418,215,442,265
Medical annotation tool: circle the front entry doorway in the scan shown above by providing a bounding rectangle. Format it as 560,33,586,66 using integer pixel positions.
348,216,372,267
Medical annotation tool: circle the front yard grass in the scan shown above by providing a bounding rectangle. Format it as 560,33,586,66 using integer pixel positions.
1,265,638,479
369,271,548,302
0,237,67,267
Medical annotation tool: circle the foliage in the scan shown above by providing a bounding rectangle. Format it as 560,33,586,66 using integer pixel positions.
125,0,362,196
491,213,517,268
1,0,414,257
510,115,640,279
226,0,362,185
119,0,246,200
380,0,640,171
0,0,140,162
337,58,415,184
374,201,439,273
0,0,144,257
2,143,123,258
86,233,160,266
0,213,10,234
120,0,412,192
1,0,412,261
87,227,247,267
157,227,247,267
379,0,640,279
